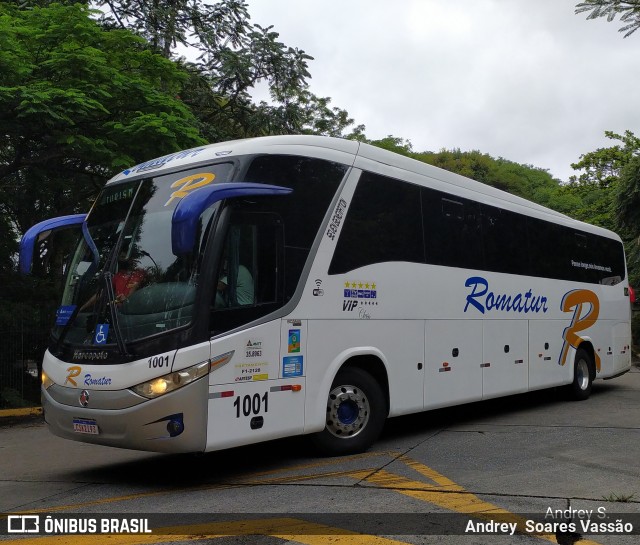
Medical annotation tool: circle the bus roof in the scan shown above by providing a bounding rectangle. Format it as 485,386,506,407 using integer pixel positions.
107,135,619,242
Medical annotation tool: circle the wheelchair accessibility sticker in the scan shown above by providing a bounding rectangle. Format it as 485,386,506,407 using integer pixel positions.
94,324,110,345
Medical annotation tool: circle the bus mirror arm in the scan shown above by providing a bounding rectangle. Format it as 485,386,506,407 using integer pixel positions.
19,214,87,275
171,182,293,256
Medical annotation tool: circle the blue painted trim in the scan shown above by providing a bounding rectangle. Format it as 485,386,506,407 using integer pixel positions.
171,182,292,255
19,214,86,275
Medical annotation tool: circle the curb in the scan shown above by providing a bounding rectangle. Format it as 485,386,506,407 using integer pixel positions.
0,407,43,427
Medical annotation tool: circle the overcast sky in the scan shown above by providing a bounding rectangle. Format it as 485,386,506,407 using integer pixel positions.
245,0,640,182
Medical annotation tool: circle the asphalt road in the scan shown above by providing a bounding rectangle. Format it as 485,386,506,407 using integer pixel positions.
1,367,640,544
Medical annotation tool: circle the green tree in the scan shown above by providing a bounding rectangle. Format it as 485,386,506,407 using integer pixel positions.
575,0,640,37
564,131,640,231
94,0,362,139
0,2,205,237
568,130,640,286
570,130,640,188
0,2,209,382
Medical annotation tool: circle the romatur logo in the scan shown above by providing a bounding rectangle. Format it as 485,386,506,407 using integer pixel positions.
559,289,601,370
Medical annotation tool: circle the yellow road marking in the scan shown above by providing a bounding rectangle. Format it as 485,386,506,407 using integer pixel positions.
13,468,379,515
352,457,604,545
1,518,409,545
240,450,399,480
6,454,606,544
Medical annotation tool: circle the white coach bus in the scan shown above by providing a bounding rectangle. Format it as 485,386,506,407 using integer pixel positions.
20,135,631,455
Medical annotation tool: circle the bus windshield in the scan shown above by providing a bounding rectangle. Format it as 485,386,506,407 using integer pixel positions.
55,163,233,349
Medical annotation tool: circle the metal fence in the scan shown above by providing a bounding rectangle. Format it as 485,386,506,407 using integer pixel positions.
0,325,50,408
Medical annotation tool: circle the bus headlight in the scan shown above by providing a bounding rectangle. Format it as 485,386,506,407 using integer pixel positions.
42,371,55,390
132,360,210,399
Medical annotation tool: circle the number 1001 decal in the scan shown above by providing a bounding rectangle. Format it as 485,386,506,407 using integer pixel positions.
233,392,268,418
148,355,170,369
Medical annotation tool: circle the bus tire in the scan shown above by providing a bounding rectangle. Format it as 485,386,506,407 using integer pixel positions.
568,347,593,401
311,367,386,456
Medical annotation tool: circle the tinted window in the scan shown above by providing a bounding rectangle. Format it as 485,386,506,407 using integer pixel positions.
329,172,424,274
243,155,347,298
482,205,529,275
526,218,625,284
422,189,483,269
329,170,625,285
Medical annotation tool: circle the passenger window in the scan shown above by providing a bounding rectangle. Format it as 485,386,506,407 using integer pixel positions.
481,205,529,275
422,189,482,270
244,155,347,299
210,211,283,333
329,172,425,274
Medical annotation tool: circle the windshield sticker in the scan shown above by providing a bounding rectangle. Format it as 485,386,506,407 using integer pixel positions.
55,305,76,326
464,276,549,315
559,289,601,371
165,172,216,206
282,356,303,378
288,329,301,353
93,324,110,345
122,148,206,176
101,186,136,205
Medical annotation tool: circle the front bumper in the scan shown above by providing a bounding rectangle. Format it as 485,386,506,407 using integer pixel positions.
42,377,208,453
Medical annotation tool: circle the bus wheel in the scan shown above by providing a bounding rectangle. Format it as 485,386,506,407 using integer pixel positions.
311,367,386,456
568,347,593,401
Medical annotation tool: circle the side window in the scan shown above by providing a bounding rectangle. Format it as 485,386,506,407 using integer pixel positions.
328,172,425,274
243,155,347,299
526,218,626,284
527,218,570,280
210,211,283,334
481,205,529,275
591,235,626,285
215,225,257,309
423,189,483,269
570,231,625,285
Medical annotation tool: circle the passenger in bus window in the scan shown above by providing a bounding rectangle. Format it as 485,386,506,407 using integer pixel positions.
215,259,254,307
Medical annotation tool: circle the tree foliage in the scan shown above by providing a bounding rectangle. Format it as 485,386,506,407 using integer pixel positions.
575,0,640,37
567,130,640,284
0,1,207,339
93,0,362,140
616,155,640,231
570,130,640,187
0,2,205,236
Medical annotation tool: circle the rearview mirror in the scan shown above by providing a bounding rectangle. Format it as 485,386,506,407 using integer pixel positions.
19,214,86,275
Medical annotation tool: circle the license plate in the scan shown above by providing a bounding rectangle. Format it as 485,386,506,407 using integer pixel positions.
72,418,99,435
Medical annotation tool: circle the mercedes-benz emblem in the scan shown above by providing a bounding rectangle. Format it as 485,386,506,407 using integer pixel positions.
79,389,90,407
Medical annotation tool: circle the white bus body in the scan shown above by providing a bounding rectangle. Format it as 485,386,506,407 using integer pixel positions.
22,136,631,455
